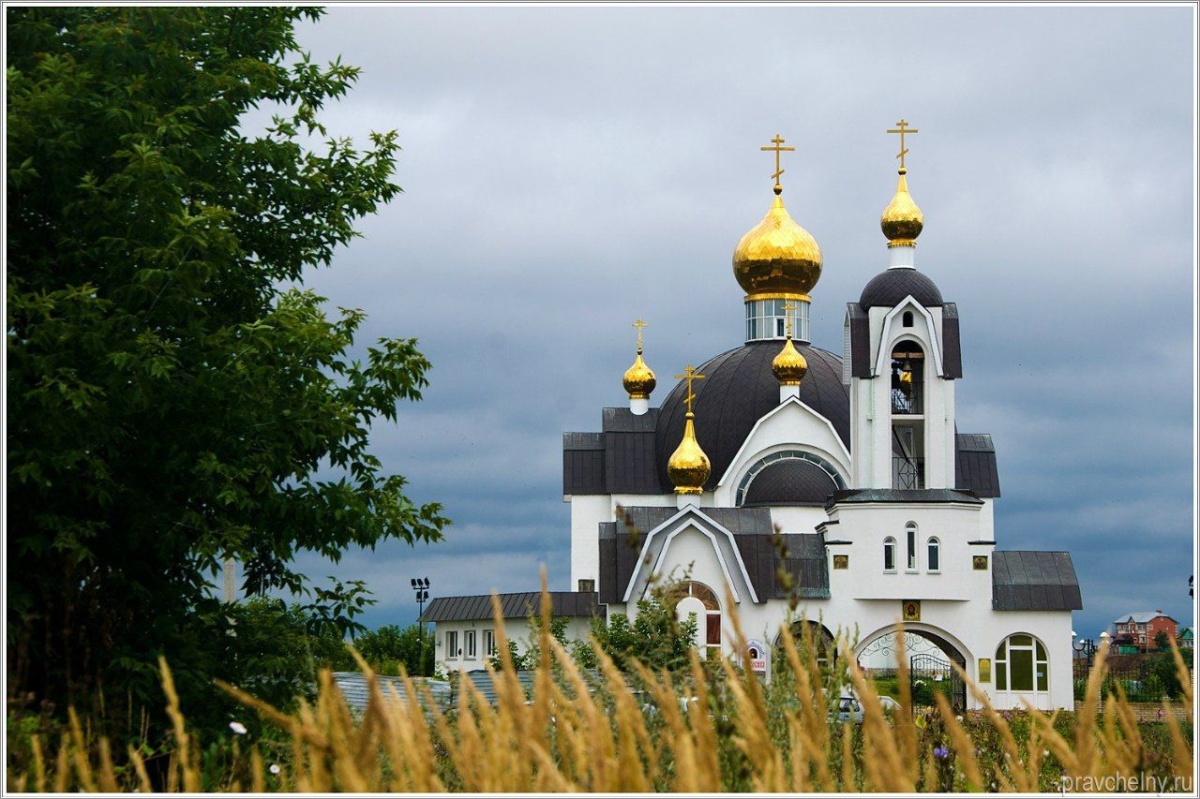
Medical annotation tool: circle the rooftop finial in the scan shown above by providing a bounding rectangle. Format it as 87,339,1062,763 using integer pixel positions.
674,365,706,415
887,119,919,174
632,318,648,353
760,133,795,195
623,319,656,409
668,364,710,496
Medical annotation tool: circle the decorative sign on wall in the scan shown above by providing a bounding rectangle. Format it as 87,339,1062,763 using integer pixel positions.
902,600,921,622
973,555,989,571
833,554,849,570
978,658,992,683
746,638,768,674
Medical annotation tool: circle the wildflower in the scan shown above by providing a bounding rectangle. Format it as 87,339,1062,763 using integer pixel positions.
933,745,950,760
269,764,281,775
229,721,247,735
1157,708,1164,720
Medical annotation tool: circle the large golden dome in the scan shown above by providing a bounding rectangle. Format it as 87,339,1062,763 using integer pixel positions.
881,168,924,246
732,192,823,299
771,337,808,386
622,351,656,399
667,412,710,495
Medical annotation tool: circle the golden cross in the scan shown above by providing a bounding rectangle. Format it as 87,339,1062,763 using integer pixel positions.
632,318,648,352
887,119,918,171
782,301,796,339
760,133,795,189
673,365,706,415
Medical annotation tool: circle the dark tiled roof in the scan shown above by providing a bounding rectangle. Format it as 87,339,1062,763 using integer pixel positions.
776,533,831,599
596,507,830,604
603,408,662,493
420,592,599,623
859,268,944,310
563,411,663,496
941,302,963,379
846,303,871,379
598,507,676,604
655,342,849,491
828,488,984,507
743,458,839,506
563,433,605,495
992,551,1082,611
956,432,1001,498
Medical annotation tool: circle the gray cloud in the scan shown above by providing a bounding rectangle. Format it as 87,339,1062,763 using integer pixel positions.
278,5,1194,640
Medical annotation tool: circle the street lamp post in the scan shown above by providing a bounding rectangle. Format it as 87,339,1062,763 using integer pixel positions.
412,577,430,677
1072,633,1097,662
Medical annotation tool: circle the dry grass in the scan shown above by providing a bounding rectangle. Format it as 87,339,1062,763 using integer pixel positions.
6,593,1194,793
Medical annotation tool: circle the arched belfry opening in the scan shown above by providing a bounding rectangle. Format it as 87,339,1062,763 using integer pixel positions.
890,339,926,489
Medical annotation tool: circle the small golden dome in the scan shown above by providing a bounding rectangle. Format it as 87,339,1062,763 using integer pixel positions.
667,412,710,495
772,337,808,386
732,193,823,299
623,351,656,399
881,168,924,247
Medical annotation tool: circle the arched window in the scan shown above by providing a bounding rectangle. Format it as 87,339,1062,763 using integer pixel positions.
902,311,914,328
670,581,721,658
927,537,940,572
994,634,1048,693
906,522,918,570
883,537,896,572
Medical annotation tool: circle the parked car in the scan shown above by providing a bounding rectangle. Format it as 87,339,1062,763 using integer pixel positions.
878,695,902,714
831,696,863,723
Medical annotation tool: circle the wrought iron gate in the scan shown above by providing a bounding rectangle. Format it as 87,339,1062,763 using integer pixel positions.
909,652,965,712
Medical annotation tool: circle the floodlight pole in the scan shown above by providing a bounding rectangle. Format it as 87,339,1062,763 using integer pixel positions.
412,577,430,677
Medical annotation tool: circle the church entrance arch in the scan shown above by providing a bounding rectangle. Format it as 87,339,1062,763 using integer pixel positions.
856,624,969,712
772,619,837,675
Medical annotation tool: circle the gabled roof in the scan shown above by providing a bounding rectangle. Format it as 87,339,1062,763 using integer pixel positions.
597,506,830,605
1113,611,1178,625
419,591,599,623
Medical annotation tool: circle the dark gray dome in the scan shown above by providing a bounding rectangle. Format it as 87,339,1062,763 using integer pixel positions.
859,268,943,310
743,459,839,506
655,341,849,492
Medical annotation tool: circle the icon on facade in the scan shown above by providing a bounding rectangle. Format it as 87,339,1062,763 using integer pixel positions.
902,600,921,621
833,554,849,570
973,555,988,570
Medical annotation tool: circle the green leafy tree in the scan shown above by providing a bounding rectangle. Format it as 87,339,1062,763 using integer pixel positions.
592,596,699,674
6,7,447,736
352,623,434,677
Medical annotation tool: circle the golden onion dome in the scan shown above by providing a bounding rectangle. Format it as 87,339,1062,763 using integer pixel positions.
771,337,808,386
667,412,710,495
881,168,924,246
732,192,823,299
622,351,657,399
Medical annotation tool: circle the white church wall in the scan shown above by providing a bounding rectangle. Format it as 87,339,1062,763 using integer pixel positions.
569,494,610,589
827,502,989,602
768,506,830,533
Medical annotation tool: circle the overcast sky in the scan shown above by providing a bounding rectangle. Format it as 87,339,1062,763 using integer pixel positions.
275,4,1196,643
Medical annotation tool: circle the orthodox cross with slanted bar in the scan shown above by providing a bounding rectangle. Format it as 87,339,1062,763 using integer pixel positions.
674,365,705,415
887,119,918,171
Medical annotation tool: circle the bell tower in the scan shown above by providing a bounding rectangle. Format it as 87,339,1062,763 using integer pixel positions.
845,121,962,491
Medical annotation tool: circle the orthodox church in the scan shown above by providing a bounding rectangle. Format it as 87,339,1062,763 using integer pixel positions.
423,125,1082,711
